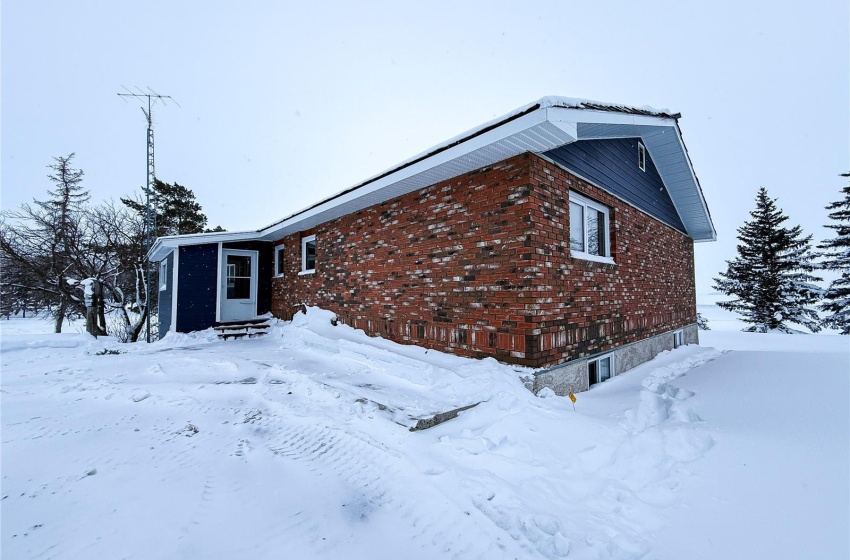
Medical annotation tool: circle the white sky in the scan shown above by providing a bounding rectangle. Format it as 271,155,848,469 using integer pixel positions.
2,0,848,294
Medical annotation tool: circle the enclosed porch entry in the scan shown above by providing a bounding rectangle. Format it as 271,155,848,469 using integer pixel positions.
220,249,259,322
154,239,274,338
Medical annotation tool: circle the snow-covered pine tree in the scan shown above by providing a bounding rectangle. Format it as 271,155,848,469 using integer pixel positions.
817,173,850,334
713,187,822,333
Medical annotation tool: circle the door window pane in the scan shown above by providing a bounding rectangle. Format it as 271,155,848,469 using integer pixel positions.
228,278,251,299
570,202,584,252
226,255,252,299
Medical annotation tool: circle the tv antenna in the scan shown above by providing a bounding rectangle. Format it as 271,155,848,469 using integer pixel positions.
117,86,180,342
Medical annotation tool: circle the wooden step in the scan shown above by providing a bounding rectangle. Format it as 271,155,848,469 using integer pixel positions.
219,331,267,341
217,318,269,327
214,320,270,340
214,323,270,332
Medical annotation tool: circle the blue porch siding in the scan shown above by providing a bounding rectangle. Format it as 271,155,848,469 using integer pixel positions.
543,138,686,234
176,243,218,333
157,252,174,339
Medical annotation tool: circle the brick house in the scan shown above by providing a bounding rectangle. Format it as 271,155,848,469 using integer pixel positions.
149,97,715,394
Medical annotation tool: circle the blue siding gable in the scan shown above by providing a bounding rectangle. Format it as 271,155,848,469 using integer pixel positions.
543,138,686,234
176,243,218,333
157,252,174,339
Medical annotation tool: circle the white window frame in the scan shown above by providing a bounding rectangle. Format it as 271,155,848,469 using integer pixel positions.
673,329,684,349
569,192,613,264
159,260,168,291
299,234,316,275
638,141,646,172
274,245,286,277
588,353,614,387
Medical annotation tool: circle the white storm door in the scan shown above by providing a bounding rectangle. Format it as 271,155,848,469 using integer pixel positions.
220,249,258,322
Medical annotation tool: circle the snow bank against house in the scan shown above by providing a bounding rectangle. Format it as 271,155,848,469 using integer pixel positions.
2,307,848,560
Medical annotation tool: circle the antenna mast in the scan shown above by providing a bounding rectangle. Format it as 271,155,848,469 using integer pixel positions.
117,87,179,342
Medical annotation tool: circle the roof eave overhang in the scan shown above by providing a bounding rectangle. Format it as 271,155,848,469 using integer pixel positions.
255,105,715,243
147,230,261,261
255,106,579,241
151,98,715,254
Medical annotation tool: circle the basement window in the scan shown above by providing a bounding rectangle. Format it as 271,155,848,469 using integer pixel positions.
638,141,646,171
569,192,612,263
673,329,684,349
274,245,286,277
159,260,167,291
588,354,614,386
300,235,316,274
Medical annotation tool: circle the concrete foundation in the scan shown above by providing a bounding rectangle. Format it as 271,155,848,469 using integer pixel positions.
523,323,700,396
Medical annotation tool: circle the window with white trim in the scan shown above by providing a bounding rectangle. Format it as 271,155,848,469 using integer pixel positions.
638,141,646,172
274,245,286,277
159,260,167,291
569,192,611,261
588,354,614,386
673,329,684,349
300,235,316,274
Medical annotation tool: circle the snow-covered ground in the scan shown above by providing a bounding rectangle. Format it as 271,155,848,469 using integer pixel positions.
2,306,848,559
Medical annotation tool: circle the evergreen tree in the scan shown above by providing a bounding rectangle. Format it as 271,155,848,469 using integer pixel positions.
713,187,822,333
0,154,91,332
121,179,218,237
817,173,850,333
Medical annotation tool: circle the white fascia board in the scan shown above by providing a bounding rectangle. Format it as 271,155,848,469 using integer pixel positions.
556,108,678,128
257,109,553,240
544,107,578,141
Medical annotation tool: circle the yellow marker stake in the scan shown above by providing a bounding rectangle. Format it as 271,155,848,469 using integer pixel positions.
568,391,576,411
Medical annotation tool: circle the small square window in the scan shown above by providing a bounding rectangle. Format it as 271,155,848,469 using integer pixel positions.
588,354,614,386
159,260,167,291
569,192,611,262
638,141,646,172
300,235,316,274
673,330,684,349
274,245,286,277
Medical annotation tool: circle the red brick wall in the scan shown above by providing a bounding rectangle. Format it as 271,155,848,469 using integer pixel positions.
271,152,696,367
524,156,696,366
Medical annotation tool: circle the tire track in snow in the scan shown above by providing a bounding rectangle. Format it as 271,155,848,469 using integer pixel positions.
246,406,522,559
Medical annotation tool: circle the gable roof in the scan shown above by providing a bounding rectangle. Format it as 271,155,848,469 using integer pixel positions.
149,96,715,261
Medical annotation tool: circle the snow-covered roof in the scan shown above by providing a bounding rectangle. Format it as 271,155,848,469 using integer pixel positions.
149,96,715,261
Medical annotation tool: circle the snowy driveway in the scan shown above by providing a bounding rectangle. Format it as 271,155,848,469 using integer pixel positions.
2,312,848,559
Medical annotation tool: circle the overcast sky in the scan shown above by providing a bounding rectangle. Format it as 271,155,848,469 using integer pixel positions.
2,0,848,295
